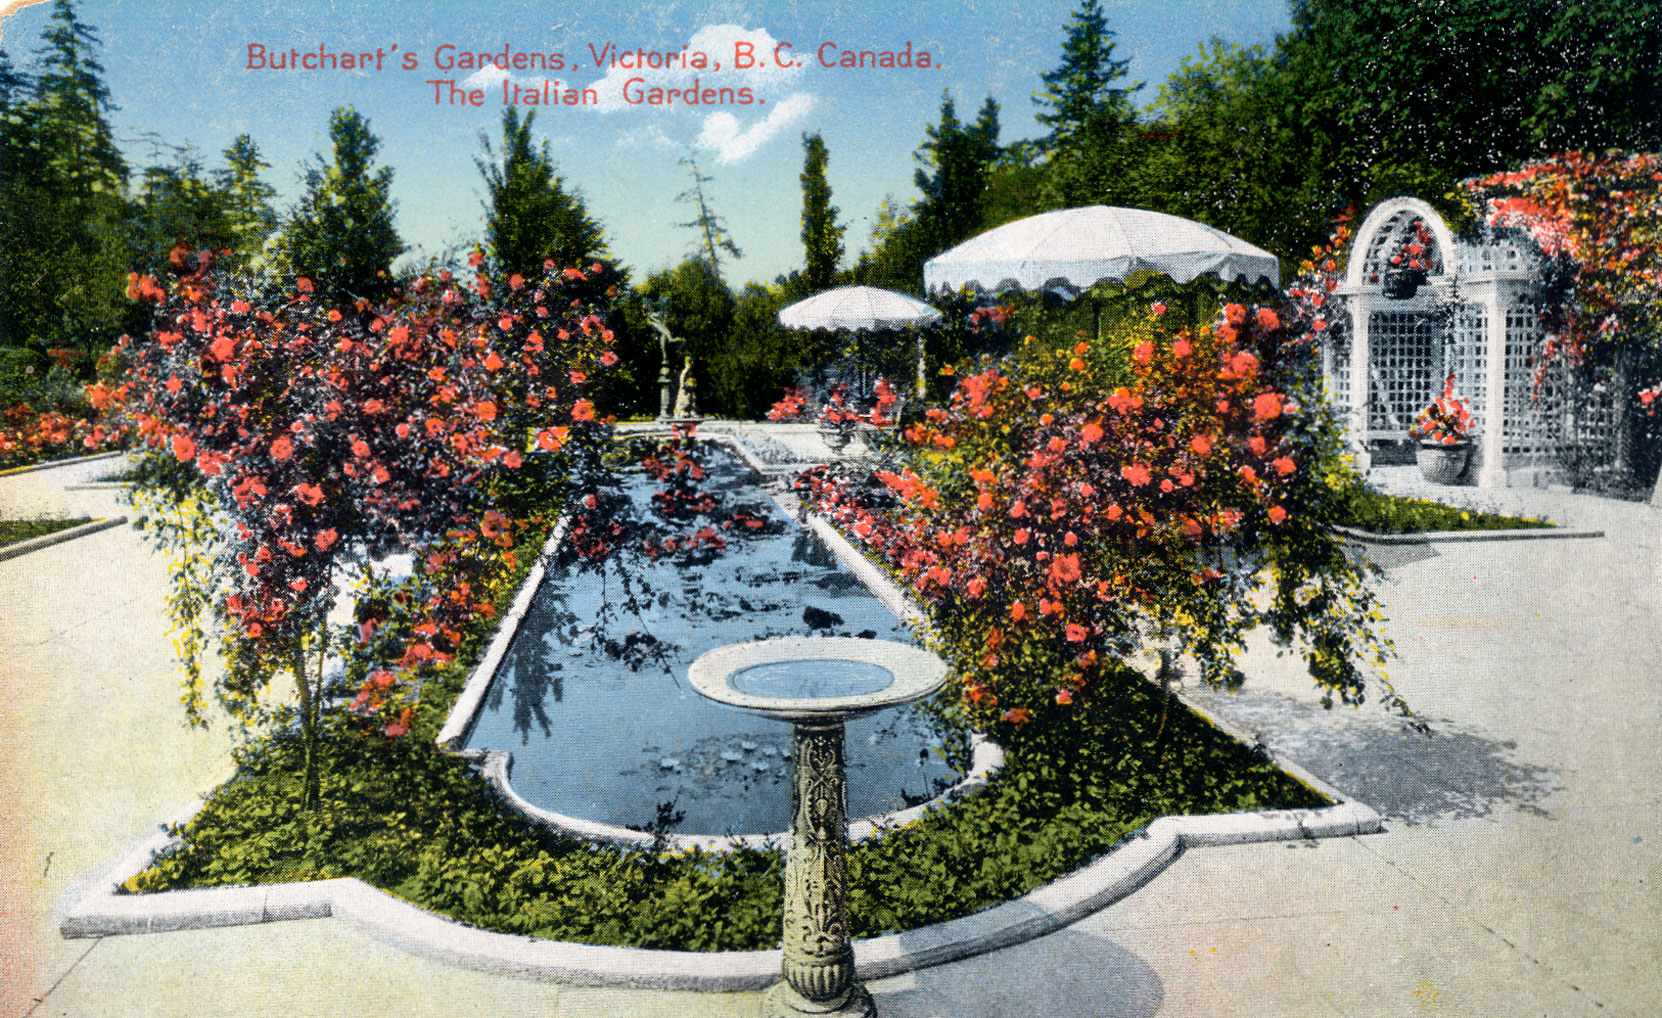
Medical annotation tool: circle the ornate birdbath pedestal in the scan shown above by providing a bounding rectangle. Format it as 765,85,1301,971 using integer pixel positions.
688,637,949,1018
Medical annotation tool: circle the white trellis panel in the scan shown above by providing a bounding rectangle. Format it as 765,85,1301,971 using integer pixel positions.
1366,311,1439,439
1450,304,1488,439
1503,306,1544,456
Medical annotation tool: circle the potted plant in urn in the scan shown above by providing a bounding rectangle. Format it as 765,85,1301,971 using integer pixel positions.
1410,371,1474,483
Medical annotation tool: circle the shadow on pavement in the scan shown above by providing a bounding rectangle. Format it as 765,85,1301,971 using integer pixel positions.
872,927,1163,1018
1187,688,1558,823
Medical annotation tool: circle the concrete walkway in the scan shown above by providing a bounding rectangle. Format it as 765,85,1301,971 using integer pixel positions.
2,453,1659,1016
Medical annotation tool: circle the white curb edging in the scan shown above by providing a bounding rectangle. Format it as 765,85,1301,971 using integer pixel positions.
58,433,1381,989
0,448,125,477
59,792,1378,989
435,514,571,749
0,515,127,562
1331,522,1604,545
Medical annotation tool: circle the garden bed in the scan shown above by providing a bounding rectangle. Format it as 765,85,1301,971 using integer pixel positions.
1336,489,1555,533
110,465,1329,952
0,517,93,546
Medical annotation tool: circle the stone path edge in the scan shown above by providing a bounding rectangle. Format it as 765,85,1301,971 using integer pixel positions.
0,515,127,562
0,448,123,477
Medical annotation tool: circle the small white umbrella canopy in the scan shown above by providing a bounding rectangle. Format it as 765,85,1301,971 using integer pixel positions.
923,205,1279,295
778,285,942,395
777,284,942,331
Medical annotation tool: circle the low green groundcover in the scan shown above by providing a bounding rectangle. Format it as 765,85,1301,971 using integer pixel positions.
1338,489,1553,533
126,519,1325,950
0,517,93,547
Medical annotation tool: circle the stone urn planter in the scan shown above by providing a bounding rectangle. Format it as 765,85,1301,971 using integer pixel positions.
817,423,853,453
1416,441,1470,484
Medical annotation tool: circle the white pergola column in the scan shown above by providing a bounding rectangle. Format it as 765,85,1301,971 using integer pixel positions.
1346,292,1373,473
1477,282,1510,488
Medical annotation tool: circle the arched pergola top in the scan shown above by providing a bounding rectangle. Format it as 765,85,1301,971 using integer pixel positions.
1343,196,1462,293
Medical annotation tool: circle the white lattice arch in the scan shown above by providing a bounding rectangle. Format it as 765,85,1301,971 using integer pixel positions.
1344,197,1461,291
1327,196,1546,488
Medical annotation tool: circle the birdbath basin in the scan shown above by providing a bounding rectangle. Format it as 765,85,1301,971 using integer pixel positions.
689,637,949,1017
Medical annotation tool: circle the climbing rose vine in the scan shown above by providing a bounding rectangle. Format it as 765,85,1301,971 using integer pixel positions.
1465,152,1662,381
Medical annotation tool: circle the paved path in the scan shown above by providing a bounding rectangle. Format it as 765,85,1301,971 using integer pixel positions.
1,453,1658,1016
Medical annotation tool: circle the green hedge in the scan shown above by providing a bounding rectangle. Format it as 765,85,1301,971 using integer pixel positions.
1338,489,1553,533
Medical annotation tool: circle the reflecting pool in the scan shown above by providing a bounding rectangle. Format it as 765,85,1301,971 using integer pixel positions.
462,437,960,836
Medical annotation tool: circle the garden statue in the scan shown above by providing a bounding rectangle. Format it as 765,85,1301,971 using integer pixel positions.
674,355,700,419
646,311,679,421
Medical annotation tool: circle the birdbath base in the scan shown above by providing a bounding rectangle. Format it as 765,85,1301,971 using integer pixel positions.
768,981,875,1017
688,638,948,1018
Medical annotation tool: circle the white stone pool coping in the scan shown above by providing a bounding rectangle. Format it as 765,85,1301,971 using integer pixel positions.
60,770,1376,990
58,429,1380,989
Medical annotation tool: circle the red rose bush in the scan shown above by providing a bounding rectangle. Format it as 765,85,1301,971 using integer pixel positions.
99,248,621,806
794,300,1392,731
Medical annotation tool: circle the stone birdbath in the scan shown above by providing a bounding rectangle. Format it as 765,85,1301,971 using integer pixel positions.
688,637,949,1017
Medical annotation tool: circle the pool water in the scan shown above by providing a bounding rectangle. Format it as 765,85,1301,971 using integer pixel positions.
463,438,961,836
728,659,897,700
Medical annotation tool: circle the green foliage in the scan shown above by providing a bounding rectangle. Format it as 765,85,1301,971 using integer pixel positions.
799,132,843,292
1032,0,1142,208
125,151,234,276
853,93,1003,296
213,134,278,277
851,670,1325,935
476,108,607,280
0,1,130,353
635,257,738,413
277,106,403,302
1113,0,1662,272
0,516,92,544
1338,489,1552,533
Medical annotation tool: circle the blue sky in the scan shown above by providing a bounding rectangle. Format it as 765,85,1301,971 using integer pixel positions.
0,0,1293,284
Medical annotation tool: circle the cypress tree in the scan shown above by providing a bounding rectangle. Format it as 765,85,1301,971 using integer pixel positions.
799,132,844,292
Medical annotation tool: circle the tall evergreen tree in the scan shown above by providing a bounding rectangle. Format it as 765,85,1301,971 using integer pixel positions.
1033,0,1142,208
0,48,36,347
30,0,126,206
476,107,606,279
915,93,1001,246
675,155,741,281
0,1,131,352
278,106,403,301
799,132,844,292
214,134,278,276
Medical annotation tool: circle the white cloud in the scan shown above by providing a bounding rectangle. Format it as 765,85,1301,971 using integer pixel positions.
615,123,680,152
460,65,510,91
694,92,813,164
585,23,810,114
